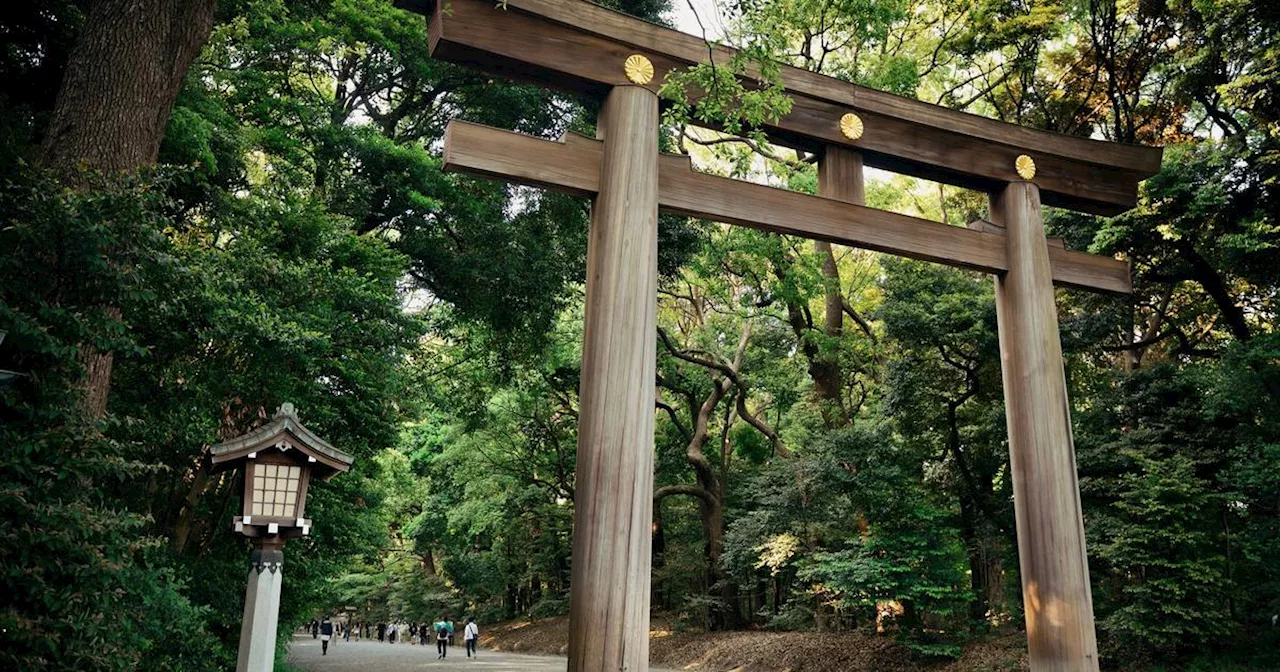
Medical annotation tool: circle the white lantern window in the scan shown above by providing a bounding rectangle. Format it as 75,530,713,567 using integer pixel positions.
251,464,302,517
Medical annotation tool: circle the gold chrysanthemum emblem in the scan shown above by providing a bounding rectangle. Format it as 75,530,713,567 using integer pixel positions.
1015,154,1036,180
624,54,654,85
839,113,864,141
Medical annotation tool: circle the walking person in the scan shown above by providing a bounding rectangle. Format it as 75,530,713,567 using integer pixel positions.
320,615,334,656
464,616,479,658
433,615,451,659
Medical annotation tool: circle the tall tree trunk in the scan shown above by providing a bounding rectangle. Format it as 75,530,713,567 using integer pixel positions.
555,538,570,595
506,583,518,617
171,461,211,553
698,487,740,629
959,496,990,624
652,500,666,608
40,0,218,418
423,548,437,578
656,321,755,630
655,484,734,629
809,146,865,428
811,241,846,426
1174,240,1251,343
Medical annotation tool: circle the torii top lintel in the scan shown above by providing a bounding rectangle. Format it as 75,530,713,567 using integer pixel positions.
397,0,1162,216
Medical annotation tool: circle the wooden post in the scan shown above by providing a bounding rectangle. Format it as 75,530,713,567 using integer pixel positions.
990,181,1099,671
817,143,865,311
817,144,865,341
568,84,659,672
812,145,863,432
819,145,865,204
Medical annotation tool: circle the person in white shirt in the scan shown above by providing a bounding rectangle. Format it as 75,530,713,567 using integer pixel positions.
464,616,479,658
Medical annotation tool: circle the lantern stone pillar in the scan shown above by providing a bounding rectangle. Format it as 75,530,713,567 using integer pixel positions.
211,403,354,672
236,544,285,672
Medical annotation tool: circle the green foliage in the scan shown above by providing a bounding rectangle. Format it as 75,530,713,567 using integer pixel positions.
195,0,598,354
730,0,913,89
0,167,233,670
798,427,971,655
5,0,1280,668
1079,358,1280,659
660,48,793,144
337,312,585,622
0,416,211,671
1098,452,1230,650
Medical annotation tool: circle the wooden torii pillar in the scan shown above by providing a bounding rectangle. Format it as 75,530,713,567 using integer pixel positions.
570,84,660,670
399,0,1163,669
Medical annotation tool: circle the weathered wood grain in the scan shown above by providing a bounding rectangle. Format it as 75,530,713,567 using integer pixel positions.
441,120,1132,294
404,0,1162,215
567,85,658,672
968,218,1132,293
819,145,865,205
990,182,1100,671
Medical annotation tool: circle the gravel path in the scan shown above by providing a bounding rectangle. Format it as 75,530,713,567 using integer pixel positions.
285,635,676,671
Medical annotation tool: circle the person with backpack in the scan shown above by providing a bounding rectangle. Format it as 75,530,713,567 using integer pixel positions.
319,615,334,656
463,616,479,658
433,615,451,659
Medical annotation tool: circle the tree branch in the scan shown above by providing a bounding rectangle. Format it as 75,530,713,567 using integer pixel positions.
654,484,718,507
656,398,692,440
736,393,788,458
840,297,877,343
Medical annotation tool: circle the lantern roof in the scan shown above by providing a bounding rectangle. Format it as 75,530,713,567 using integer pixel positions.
210,403,354,479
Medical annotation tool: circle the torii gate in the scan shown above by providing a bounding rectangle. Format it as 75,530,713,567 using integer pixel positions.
396,0,1163,669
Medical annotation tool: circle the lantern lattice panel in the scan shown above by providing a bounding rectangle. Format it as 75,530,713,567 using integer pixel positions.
252,464,300,517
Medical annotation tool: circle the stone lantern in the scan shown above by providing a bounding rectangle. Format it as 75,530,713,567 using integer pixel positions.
210,402,353,672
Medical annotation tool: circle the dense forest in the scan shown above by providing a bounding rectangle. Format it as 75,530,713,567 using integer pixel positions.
1,0,1277,669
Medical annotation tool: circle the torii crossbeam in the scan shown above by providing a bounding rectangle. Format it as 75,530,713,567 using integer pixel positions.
397,1,1163,670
